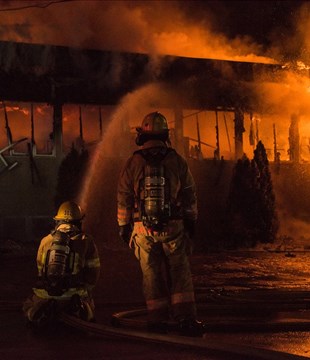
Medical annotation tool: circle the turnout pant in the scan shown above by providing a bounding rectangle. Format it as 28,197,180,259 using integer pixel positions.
131,220,197,323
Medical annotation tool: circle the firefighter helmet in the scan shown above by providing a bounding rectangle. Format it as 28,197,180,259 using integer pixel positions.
136,112,169,134
54,201,84,221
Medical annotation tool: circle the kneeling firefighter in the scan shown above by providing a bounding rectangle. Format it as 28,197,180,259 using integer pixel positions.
23,201,100,328
117,111,205,336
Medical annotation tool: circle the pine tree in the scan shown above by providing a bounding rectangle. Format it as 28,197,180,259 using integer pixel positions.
252,141,279,243
226,141,278,248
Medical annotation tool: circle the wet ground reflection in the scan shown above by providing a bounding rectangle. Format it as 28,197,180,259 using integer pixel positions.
191,251,310,357
192,251,310,291
205,331,310,357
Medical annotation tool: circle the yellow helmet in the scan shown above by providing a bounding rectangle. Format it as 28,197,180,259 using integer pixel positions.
136,112,169,134
54,201,84,221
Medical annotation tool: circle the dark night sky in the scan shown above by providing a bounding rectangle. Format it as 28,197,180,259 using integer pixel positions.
0,1,306,41
175,0,309,62
180,1,304,42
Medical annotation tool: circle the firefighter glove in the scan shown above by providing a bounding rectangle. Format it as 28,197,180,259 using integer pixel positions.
184,219,196,238
119,223,133,245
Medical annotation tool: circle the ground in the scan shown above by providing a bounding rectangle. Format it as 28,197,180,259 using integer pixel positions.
1,244,310,359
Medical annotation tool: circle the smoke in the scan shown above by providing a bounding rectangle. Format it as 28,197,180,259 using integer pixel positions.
277,211,310,246
268,2,310,64
1,1,309,67
0,23,32,41
0,0,283,63
275,180,310,247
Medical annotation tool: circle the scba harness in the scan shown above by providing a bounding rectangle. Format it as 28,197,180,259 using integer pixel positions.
136,147,174,232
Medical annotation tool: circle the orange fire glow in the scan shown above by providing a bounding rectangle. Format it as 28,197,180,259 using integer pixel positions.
2,1,310,248
0,1,279,64
1,1,310,162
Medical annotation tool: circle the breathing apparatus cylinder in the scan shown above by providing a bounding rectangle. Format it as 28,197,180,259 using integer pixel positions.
44,231,71,296
144,164,165,216
143,163,170,230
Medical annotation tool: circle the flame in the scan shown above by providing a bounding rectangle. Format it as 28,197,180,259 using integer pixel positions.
0,102,53,152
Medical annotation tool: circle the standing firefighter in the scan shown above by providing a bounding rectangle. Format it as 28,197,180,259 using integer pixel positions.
23,201,100,329
117,111,205,336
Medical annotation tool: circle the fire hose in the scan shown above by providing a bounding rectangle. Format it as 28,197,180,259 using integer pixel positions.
59,309,310,360
1,300,310,360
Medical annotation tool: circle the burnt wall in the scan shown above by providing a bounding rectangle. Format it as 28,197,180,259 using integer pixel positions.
0,155,59,242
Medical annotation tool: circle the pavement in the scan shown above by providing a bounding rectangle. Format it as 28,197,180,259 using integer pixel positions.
1,247,310,359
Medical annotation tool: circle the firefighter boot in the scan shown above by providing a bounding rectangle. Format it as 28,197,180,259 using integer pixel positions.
178,318,207,337
27,299,57,330
147,321,168,334
68,294,83,317
68,294,93,321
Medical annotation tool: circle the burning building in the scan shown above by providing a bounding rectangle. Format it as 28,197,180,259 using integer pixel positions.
0,39,308,247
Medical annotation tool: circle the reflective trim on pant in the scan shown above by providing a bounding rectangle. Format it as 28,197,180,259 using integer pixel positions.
146,297,170,322
85,257,101,268
23,293,95,322
146,297,170,311
171,291,195,305
171,291,197,321
33,287,89,300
